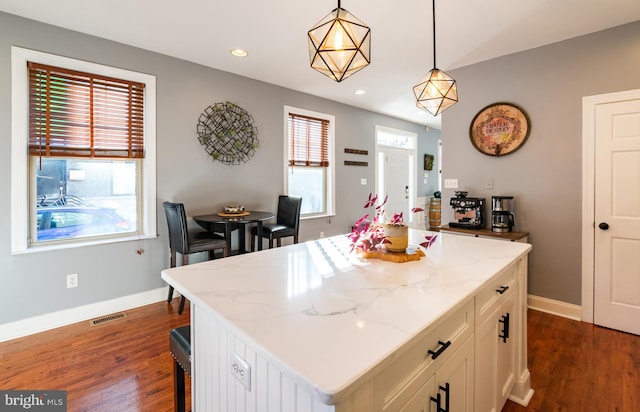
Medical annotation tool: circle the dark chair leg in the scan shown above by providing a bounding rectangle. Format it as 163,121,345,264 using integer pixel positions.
174,359,186,412
250,234,256,252
178,296,186,315
167,248,177,303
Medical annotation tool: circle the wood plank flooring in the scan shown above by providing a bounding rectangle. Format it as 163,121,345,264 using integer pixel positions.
1,302,638,411
0,299,190,412
502,309,640,411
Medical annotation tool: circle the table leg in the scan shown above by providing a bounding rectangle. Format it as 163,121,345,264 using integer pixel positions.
238,223,247,254
224,225,233,254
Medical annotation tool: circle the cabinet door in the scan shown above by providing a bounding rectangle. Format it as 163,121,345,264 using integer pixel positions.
475,290,517,412
431,335,475,412
398,375,435,412
496,292,517,406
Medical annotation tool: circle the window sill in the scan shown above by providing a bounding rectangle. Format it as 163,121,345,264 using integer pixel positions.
301,213,336,221
12,233,158,255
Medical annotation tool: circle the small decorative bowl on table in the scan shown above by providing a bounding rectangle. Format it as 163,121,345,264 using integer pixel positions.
218,205,249,218
224,205,245,214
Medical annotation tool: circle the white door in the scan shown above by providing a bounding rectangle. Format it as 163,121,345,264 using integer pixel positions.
383,147,411,222
593,97,640,335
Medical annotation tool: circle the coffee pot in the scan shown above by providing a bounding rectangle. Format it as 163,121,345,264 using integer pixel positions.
491,196,515,233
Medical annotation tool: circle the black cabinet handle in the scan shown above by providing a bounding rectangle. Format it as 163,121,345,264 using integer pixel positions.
499,312,510,343
427,340,451,360
496,285,509,294
430,382,450,412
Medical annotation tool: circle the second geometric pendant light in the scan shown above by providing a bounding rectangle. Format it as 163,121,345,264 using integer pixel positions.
413,0,458,116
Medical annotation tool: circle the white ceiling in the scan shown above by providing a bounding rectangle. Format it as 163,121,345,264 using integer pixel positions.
2,0,639,129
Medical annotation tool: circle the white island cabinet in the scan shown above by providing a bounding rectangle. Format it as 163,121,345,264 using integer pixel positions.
161,229,533,412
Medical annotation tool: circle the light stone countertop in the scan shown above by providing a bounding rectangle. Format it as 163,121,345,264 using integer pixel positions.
161,228,531,404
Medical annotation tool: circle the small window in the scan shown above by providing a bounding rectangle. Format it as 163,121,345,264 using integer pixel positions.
284,106,335,218
11,47,157,253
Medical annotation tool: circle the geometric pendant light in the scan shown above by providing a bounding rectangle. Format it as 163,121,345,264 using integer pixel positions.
308,0,371,82
413,0,458,116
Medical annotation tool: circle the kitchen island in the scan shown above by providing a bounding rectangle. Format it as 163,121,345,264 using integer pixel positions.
161,229,533,411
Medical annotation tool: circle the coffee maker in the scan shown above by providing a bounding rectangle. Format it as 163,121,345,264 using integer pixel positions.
491,196,515,232
449,191,485,229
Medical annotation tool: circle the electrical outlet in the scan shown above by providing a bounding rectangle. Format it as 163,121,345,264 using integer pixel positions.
320,231,325,238
67,273,78,288
360,178,367,185
230,353,251,391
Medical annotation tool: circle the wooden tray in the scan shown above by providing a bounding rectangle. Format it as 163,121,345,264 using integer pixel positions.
217,211,250,217
360,248,425,263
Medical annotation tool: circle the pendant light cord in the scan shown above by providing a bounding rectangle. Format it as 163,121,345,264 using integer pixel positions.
432,0,437,68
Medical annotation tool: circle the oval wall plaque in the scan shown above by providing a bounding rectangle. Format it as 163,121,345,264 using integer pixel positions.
469,103,531,156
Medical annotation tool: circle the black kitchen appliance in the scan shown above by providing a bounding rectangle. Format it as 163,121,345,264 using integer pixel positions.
449,191,485,229
491,196,515,233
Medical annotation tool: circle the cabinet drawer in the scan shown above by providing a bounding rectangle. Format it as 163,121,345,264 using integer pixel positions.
373,299,474,411
475,263,517,324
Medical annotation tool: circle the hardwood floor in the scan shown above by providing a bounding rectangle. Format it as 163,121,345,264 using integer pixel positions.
1,303,638,412
502,309,640,411
0,299,191,412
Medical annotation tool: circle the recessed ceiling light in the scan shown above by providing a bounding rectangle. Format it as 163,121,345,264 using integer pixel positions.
230,49,248,57
355,90,366,95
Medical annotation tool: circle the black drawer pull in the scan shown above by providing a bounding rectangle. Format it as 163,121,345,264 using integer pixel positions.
430,382,450,412
427,340,451,360
499,312,510,343
496,285,509,294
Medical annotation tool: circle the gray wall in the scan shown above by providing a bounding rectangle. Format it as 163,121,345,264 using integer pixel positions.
441,21,640,305
0,12,438,324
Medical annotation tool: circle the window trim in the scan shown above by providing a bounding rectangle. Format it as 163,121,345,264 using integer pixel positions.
11,47,157,254
283,105,335,219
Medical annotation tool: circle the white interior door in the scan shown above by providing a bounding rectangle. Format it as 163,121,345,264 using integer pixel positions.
383,147,410,221
594,97,640,335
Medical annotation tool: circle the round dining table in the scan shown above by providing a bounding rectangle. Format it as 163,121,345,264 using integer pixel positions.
193,210,275,254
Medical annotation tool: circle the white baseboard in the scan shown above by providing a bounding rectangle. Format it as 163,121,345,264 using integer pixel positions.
527,294,582,321
0,287,170,342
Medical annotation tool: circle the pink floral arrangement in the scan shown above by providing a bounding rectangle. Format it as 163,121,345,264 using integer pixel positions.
348,193,424,252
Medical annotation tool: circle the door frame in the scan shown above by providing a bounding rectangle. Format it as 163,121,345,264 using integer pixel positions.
581,88,640,323
374,125,418,225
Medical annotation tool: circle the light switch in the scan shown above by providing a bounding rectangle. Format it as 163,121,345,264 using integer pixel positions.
360,178,367,185
444,179,458,189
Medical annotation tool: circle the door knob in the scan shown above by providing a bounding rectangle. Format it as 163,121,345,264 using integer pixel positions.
599,222,609,230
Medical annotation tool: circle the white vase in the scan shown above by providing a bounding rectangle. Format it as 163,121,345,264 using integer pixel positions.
383,224,408,252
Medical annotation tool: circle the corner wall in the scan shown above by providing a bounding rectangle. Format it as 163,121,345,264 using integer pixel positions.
440,21,640,305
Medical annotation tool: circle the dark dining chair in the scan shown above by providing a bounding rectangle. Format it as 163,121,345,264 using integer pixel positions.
250,195,302,251
169,325,191,412
163,201,228,314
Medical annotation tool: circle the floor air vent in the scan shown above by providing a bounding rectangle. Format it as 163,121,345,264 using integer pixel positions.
89,312,127,326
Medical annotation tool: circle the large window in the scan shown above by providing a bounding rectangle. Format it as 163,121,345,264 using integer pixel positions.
284,106,335,218
11,47,157,253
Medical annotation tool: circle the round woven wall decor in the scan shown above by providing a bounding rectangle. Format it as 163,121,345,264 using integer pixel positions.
196,102,259,165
